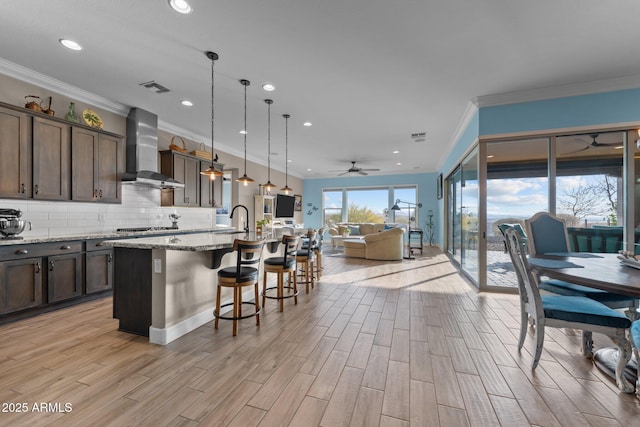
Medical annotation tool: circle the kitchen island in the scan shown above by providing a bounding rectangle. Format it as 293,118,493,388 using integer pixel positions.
102,230,281,344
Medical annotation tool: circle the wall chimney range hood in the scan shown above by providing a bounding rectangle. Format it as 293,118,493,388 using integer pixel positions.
122,107,184,188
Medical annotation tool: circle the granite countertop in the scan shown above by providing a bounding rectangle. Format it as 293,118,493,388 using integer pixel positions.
0,227,227,246
101,231,279,251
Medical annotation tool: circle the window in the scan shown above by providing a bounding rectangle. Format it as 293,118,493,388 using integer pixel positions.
322,186,418,225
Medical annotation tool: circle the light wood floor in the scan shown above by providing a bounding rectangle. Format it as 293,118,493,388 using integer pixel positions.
1,248,639,426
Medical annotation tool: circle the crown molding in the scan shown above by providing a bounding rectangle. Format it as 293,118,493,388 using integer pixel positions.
474,74,640,108
0,57,129,115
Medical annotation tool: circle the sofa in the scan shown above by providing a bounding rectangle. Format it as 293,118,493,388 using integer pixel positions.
328,223,389,237
343,227,405,260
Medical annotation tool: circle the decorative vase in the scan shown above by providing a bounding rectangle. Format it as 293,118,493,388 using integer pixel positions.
65,102,79,123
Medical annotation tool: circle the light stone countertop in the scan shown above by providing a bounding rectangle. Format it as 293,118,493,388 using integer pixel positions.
101,231,280,251
0,228,222,246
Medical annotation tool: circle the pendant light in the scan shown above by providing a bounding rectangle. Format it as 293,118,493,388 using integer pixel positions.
200,51,224,179
280,114,293,194
237,79,254,186
262,99,276,192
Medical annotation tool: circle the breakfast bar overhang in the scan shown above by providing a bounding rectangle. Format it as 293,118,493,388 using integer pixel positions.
102,231,280,345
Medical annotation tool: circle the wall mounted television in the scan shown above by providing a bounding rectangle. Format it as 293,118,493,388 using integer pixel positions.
275,194,295,218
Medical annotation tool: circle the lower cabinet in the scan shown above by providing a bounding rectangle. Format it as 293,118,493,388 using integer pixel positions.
47,252,83,303
0,239,113,322
86,249,113,294
0,257,43,315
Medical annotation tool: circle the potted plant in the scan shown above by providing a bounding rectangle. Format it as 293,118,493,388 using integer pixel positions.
256,219,270,235
343,227,351,237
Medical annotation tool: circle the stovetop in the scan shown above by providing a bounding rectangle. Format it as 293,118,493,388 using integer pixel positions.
116,226,178,233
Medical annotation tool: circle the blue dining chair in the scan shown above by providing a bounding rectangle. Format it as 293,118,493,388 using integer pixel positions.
504,227,633,393
525,212,638,315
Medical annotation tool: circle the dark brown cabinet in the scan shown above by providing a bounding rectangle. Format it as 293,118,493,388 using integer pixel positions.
0,106,31,198
0,101,123,203
200,160,224,208
85,250,113,294
160,151,201,207
71,128,123,202
47,246,83,303
33,116,71,200
0,257,43,315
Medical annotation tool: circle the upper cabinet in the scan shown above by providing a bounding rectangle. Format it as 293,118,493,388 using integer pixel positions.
33,116,70,200
71,128,123,202
0,106,31,198
160,150,224,208
0,102,123,203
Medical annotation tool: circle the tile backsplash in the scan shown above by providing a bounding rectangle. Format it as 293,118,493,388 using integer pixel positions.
0,185,220,238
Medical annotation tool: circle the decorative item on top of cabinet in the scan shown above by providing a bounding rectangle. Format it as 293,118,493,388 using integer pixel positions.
65,102,80,123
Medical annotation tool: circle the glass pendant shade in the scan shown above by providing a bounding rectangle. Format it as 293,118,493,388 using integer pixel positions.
201,51,224,179
280,114,293,194
236,79,254,185
262,99,276,191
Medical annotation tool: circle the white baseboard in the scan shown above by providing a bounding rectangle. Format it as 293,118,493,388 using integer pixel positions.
148,289,254,345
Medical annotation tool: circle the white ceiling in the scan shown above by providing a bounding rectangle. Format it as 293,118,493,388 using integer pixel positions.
3,1,640,179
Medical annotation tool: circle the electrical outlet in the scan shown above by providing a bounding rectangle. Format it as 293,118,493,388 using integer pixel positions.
154,259,162,273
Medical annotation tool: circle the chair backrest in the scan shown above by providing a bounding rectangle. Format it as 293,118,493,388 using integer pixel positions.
525,212,570,255
232,239,265,276
281,235,300,265
503,227,544,320
299,230,317,259
314,228,325,250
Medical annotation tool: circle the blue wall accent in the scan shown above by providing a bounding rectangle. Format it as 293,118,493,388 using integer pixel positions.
303,172,440,243
441,110,479,177
479,88,640,136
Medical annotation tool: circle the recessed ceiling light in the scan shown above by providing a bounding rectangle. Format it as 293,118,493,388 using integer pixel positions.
181,100,193,107
303,122,312,127
239,130,247,135
307,168,312,171
168,0,192,14
396,162,402,166
287,159,292,163
262,83,275,92
393,150,399,154
59,39,82,51
487,155,495,158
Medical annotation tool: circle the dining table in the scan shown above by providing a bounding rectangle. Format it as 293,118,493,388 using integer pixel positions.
528,252,640,393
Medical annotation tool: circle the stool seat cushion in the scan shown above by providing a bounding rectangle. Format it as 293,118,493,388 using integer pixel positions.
218,266,259,281
541,295,631,329
264,257,296,268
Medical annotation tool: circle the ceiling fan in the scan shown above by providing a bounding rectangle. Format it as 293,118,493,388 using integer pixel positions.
574,133,623,150
331,161,380,176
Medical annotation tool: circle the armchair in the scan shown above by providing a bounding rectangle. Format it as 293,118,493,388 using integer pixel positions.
363,227,404,260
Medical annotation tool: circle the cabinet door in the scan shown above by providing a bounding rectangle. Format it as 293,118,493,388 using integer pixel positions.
200,161,213,207
47,252,83,303
0,258,43,314
173,154,199,206
33,117,70,200
97,134,122,202
0,107,31,198
71,127,98,201
85,249,113,294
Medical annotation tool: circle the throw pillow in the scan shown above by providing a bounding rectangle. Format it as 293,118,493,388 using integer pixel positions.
348,225,361,236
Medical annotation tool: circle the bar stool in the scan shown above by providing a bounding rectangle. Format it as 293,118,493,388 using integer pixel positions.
214,239,265,336
262,235,300,312
302,228,324,280
296,230,317,293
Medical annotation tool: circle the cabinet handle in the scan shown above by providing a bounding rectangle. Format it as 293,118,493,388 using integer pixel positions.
34,184,39,195
21,183,26,194
15,249,28,255
60,245,71,250
35,262,40,274
94,189,99,198
107,254,112,263
49,260,55,271
99,189,103,198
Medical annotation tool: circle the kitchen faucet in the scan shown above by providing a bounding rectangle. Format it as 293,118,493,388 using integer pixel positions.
229,204,250,233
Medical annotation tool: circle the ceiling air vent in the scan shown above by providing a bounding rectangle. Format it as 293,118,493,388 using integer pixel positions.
411,132,427,143
139,81,170,94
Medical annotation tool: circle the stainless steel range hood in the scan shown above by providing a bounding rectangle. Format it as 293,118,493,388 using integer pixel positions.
122,108,184,188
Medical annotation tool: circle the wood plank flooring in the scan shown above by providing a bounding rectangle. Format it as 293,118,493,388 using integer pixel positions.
1,247,639,426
